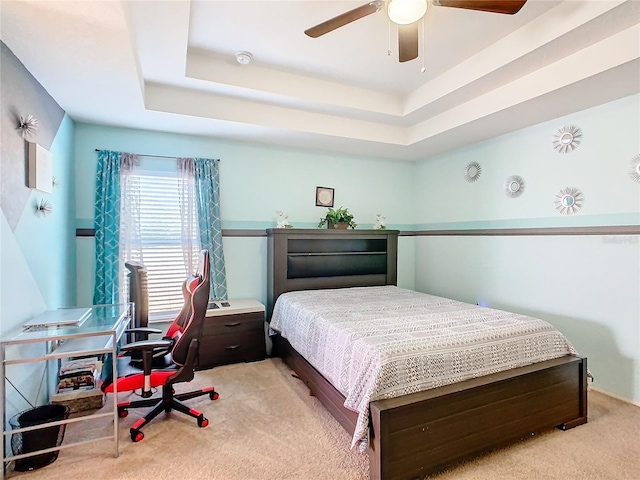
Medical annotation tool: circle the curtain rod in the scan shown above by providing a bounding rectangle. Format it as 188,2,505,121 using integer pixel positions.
94,149,219,161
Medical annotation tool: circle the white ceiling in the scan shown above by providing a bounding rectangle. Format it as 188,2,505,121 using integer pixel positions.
2,0,639,161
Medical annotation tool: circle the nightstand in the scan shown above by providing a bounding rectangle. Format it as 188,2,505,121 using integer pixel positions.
198,299,266,369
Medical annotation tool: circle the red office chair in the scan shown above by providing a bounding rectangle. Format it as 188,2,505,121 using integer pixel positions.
102,250,219,442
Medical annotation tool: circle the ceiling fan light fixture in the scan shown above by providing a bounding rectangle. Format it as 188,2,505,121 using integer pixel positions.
387,0,428,25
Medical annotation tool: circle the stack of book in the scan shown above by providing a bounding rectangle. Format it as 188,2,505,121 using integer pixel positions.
56,358,99,392
51,358,104,413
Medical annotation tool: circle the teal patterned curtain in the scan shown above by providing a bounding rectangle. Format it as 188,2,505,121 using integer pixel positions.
93,150,123,306
193,158,227,300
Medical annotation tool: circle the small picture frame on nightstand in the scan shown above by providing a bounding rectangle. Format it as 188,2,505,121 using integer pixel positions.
315,186,334,207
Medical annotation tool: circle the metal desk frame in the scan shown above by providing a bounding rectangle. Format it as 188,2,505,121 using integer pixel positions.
1,304,131,478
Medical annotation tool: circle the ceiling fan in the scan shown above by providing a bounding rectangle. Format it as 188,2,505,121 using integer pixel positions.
304,0,527,63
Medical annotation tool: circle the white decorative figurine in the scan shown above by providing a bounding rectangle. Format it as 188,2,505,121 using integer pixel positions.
276,210,292,228
373,214,386,230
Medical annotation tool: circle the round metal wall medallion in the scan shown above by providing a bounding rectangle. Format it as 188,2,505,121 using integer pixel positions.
628,154,640,183
464,162,482,183
554,187,584,215
504,175,525,198
552,125,582,154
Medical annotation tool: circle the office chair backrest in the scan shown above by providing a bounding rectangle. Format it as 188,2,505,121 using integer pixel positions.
125,261,149,334
170,250,211,368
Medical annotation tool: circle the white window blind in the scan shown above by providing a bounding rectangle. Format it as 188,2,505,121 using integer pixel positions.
123,172,199,322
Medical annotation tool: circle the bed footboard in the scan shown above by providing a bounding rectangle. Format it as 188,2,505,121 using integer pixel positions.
368,356,588,480
275,336,586,480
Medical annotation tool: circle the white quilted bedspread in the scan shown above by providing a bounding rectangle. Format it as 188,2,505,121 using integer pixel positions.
269,286,577,449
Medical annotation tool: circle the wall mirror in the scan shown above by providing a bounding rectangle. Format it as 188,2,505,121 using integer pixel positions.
504,175,525,198
559,133,573,145
554,187,584,215
464,162,482,183
552,125,582,154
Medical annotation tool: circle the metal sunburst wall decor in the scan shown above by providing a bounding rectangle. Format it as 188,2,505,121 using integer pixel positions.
504,175,525,198
628,154,640,183
552,125,582,154
554,187,584,215
34,198,52,217
464,162,482,183
16,115,39,139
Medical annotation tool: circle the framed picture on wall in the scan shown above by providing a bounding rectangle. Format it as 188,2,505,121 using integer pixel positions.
315,187,334,207
27,142,53,193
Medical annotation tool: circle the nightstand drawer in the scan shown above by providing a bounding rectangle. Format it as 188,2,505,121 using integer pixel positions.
203,311,264,335
198,330,266,369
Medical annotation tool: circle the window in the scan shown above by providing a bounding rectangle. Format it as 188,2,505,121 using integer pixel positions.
94,151,225,310
121,171,199,321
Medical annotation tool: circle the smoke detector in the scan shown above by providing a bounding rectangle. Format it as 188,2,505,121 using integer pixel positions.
235,51,252,65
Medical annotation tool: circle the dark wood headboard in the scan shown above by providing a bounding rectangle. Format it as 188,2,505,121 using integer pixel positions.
266,228,399,319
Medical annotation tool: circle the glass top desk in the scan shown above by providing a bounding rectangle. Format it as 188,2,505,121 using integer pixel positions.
1,304,132,477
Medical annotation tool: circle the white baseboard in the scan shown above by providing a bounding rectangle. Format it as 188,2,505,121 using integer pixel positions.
589,385,640,408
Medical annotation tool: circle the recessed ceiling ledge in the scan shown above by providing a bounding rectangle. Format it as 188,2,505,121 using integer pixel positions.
186,48,404,118
144,83,408,145
403,0,629,115
406,24,640,144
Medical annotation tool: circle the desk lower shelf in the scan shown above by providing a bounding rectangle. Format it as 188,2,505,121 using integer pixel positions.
49,334,115,357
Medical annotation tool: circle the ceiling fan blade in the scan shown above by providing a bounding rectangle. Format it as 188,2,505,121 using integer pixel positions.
432,0,527,15
305,1,384,38
398,22,419,63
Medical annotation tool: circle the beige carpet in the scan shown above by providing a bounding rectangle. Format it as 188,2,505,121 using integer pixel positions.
7,358,639,480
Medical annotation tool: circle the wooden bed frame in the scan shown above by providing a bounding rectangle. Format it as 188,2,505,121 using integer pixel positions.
267,228,587,480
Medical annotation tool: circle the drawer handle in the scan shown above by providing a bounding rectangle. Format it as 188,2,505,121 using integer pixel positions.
224,322,241,327
226,345,241,350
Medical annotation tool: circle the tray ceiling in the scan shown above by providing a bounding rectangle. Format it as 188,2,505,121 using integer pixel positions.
1,0,639,160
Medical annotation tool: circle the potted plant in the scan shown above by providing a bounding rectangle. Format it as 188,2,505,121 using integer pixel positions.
318,206,357,229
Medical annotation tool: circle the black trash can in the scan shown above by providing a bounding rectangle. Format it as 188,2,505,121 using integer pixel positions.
9,404,70,471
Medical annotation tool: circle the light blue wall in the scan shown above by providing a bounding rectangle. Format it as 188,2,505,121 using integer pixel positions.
1,43,77,426
414,94,640,405
1,211,49,416
414,94,639,228
13,115,77,308
73,98,638,405
74,123,417,306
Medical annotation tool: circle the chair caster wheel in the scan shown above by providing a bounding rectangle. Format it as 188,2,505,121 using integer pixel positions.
118,408,128,418
198,415,209,428
209,391,219,400
130,429,144,442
